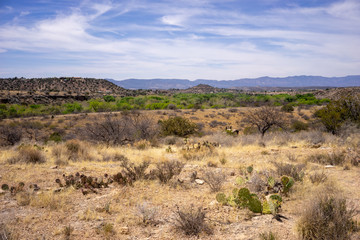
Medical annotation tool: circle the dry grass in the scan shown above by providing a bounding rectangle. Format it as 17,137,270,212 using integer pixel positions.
0,108,359,240
173,205,212,236
202,169,226,192
297,192,356,240
8,145,46,164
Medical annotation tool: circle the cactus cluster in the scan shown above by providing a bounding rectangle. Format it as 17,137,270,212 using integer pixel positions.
1,182,25,195
281,176,294,195
216,188,282,214
216,187,282,214
55,172,112,195
112,171,133,186
265,175,294,196
55,171,137,195
1,182,39,195
216,175,295,216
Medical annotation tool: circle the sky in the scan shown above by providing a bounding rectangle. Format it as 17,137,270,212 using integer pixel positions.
0,0,359,80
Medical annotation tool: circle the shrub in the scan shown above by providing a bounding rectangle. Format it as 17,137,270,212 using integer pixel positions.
307,152,346,166
120,159,150,181
259,231,278,240
16,192,31,206
0,124,22,146
103,95,116,102
309,171,327,184
315,95,360,134
167,103,177,110
159,116,198,137
243,106,287,137
49,132,62,142
52,145,68,165
63,225,73,240
248,173,266,192
83,113,157,145
203,170,226,192
0,223,15,240
136,202,159,225
154,160,184,183
174,205,212,236
13,146,46,164
291,120,309,132
281,104,294,112
65,139,82,154
297,194,356,240
273,162,305,181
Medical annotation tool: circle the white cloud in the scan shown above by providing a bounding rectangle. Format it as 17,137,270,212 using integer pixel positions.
0,0,359,79
161,15,187,26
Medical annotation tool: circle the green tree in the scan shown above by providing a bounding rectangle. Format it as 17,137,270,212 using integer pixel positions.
103,95,116,102
159,116,198,137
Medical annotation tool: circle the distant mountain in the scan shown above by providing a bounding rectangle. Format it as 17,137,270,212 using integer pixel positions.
108,75,360,89
0,77,129,95
0,77,132,104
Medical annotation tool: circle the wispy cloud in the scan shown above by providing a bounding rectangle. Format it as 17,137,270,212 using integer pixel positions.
0,0,359,79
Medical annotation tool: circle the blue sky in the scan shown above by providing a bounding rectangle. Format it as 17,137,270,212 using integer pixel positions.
0,0,359,80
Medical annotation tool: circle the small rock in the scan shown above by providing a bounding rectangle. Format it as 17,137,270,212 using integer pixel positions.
291,146,297,148
325,165,335,168
195,179,205,185
50,165,58,169
0,189,6,195
119,227,129,235
209,200,217,206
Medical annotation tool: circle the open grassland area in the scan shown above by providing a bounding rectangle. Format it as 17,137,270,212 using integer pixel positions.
0,104,359,240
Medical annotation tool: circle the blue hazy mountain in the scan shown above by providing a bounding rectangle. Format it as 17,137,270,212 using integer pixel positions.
107,75,360,90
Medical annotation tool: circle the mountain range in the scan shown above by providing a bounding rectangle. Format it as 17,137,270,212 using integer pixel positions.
108,75,360,89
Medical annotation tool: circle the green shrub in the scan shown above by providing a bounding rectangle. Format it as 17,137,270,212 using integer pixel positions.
281,104,294,112
49,132,62,142
291,120,309,132
315,96,360,134
159,116,198,137
103,95,116,102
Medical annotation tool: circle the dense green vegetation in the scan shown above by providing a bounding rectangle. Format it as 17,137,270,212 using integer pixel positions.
315,96,360,134
0,92,330,119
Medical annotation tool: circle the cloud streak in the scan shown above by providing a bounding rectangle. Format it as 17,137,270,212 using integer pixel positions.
0,0,359,79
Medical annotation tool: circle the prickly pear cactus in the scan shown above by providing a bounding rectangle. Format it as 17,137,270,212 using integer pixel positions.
246,165,254,174
248,196,262,213
238,187,251,199
235,176,245,186
262,200,272,214
216,193,227,205
267,176,275,188
1,184,9,191
281,176,294,194
232,188,239,197
268,194,282,214
237,187,251,207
